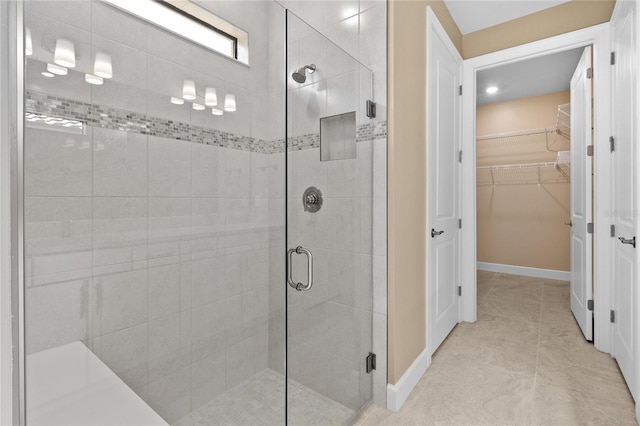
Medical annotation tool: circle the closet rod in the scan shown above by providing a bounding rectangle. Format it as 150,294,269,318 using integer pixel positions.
477,161,558,170
476,126,557,141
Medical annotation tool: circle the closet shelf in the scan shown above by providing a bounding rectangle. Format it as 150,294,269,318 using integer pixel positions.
477,161,570,186
556,103,571,139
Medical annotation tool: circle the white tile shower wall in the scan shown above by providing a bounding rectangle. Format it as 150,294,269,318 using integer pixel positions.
281,0,387,410
24,0,284,423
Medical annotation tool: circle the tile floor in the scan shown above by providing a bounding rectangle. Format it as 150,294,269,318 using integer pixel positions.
355,271,638,425
172,369,355,425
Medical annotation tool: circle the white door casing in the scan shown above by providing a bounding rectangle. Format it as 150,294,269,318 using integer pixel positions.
570,47,594,341
426,7,462,355
461,24,612,352
611,0,639,406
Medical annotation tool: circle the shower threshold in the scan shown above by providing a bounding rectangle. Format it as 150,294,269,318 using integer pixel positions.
173,369,355,426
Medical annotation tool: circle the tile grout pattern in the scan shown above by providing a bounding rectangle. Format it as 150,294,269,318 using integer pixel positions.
26,90,387,154
354,271,638,425
172,368,355,426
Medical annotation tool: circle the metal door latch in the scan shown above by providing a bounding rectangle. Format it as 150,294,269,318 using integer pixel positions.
431,229,444,238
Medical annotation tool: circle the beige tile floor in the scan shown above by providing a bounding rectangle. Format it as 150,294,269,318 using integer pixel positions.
355,271,638,425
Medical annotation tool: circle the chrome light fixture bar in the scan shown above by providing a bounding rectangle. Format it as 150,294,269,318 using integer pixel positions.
102,0,235,59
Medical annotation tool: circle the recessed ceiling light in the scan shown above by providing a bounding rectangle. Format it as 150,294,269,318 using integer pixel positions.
486,86,498,94
170,97,184,105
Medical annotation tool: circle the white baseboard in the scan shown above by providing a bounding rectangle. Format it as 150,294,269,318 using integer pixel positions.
477,262,570,281
386,347,430,412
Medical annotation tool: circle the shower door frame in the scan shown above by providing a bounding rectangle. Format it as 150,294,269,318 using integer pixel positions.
4,0,26,425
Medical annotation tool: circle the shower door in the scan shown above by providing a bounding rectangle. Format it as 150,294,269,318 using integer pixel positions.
286,11,375,424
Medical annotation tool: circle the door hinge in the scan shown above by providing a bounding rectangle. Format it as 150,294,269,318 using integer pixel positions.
611,224,616,237
587,222,594,234
610,310,616,323
611,51,616,65
459,85,462,96
587,145,594,156
366,100,376,118
458,150,462,163
586,67,593,79
610,136,615,152
587,299,594,311
458,285,462,296
366,352,376,373
458,218,462,229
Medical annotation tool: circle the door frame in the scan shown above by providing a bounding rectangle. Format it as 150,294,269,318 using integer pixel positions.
460,23,613,353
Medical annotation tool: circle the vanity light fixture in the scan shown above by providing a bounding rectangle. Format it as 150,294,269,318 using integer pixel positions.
183,79,196,100
211,108,223,116
85,73,104,85
47,63,67,76
25,28,33,56
54,38,76,68
94,52,113,79
192,103,205,111
224,94,236,112
486,86,498,94
170,97,184,105
205,87,217,106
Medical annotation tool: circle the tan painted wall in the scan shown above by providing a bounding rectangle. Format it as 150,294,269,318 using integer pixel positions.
462,0,615,58
477,92,571,271
387,0,614,385
387,0,461,385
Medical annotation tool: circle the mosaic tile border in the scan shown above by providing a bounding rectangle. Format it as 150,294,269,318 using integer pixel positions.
26,91,387,154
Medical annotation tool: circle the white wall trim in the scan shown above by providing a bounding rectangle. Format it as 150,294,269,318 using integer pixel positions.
477,262,570,281
462,23,612,355
386,347,430,412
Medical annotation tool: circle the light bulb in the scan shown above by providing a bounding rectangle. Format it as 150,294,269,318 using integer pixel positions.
54,38,75,68
94,52,113,79
85,73,104,85
47,63,67,76
182,80,196,100
224,94,236,112
25,28,33,56
486,86,498,94
205,87,217,106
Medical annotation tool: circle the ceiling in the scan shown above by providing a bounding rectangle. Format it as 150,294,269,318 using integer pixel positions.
476,47,584,105
444,0,570,35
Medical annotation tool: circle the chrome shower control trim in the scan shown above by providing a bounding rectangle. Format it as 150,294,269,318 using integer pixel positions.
287,246,313,291
303,187,323,212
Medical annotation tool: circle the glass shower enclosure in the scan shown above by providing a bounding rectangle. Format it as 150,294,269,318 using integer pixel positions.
20,1,377,424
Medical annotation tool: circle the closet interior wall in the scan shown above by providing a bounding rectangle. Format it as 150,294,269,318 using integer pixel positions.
476,91,571,272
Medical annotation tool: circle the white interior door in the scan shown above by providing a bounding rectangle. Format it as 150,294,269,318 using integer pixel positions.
426,9,462,354
611,0,638,403
570,47,593,341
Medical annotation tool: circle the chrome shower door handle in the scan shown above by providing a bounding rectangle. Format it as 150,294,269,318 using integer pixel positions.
287,246,314,291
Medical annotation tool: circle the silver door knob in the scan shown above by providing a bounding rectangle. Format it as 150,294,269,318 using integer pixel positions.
431,229,444,238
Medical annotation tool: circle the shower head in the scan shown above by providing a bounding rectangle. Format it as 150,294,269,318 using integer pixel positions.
292,64,316,83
